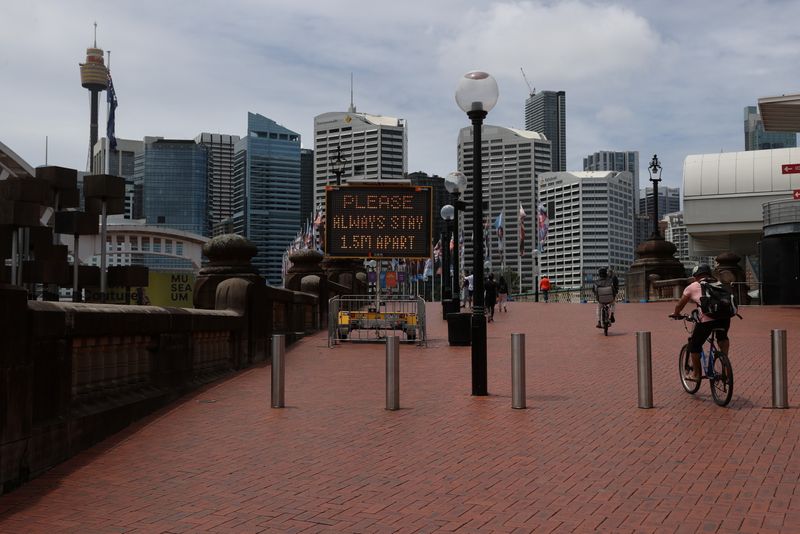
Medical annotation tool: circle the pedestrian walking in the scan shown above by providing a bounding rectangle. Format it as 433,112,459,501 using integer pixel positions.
485,273,497,322
498,275,509,312
539,275,551,303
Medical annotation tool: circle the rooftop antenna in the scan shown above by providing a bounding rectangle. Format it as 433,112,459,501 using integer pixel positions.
93,21,97,47
520,67,535,97
348,72,356,113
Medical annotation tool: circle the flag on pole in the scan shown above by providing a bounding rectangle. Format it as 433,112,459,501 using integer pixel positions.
433,238,442,261
423,258,433,280
537,202,549,253
518,203,527,256
312,209,325,251
106,73,118,150
495,210,504,251
484,215,491,263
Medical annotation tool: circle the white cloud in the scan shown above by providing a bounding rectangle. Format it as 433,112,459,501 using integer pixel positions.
2,0,800,189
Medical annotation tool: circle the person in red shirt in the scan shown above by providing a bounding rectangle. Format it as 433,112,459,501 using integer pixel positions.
539,275,551,303
671,264,731,382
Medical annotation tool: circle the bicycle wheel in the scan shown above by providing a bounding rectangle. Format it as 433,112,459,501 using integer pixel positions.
710,351,734,406
602,307,609,336
679,344,701,394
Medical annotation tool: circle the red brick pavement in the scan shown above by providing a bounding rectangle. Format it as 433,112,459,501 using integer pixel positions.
1,302,799,533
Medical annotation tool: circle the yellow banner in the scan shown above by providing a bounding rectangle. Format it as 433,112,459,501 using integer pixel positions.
101,271,195,308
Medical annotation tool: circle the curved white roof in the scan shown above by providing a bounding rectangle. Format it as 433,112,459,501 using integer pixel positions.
683,148,800,198
506,127,547,140
0,140,35,179
314,111,404,128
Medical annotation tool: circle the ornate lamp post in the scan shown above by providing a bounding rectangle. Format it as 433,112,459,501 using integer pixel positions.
330,145,347,186
648,154,662,238
455,71,498,396
440,204,455,318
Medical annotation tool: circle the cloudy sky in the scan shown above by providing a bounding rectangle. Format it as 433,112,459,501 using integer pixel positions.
2,0,800,189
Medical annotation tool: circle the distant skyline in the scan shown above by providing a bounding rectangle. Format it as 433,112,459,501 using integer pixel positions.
3,1,800,190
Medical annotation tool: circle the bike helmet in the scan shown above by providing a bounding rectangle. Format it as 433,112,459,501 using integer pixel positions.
692,264,712,277
597,267,608,277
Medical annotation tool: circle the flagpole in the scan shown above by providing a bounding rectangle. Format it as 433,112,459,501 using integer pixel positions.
105,51,111,175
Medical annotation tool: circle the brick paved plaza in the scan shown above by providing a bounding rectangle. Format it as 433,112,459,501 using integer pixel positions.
0,302,798,533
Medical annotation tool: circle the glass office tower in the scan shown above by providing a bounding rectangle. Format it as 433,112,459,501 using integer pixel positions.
744,106,796,151
140,138,207,235
231,113,301,284
525,90,566,172
135,137,208,271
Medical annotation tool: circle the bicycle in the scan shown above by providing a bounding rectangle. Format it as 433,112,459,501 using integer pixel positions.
599,302,612,336
670,312,734,406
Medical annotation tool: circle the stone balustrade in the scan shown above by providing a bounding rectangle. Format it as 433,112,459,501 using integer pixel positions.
0,276,318,495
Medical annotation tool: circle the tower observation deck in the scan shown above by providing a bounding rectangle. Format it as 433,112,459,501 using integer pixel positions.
79,43,108,172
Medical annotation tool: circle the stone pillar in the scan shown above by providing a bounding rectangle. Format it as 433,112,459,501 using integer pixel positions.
193,234,263,310
627,237,687,302
284,249,324,291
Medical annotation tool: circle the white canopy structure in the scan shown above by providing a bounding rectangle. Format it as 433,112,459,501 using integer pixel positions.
682,147,800,257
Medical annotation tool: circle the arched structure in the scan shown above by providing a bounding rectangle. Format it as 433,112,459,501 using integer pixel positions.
0,140,35,180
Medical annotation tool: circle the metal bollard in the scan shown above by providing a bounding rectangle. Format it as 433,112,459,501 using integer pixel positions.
271,334,285,408
636,331,653,409
511,333,526,409
386,336,400,410
771,329,788,409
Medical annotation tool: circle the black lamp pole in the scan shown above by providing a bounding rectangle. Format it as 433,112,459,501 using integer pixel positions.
452,195,465,309
442,228,450,300
468,109,488,396
331,145,346,186
648,154,662,238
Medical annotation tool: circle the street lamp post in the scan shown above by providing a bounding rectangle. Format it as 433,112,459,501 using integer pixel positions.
445,171,467,311
456,71,499,396
330,144,347,186
441,204,455,318
648,154,662,238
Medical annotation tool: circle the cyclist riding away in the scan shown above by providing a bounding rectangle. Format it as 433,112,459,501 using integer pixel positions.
671,264,731,383
593,268,618,328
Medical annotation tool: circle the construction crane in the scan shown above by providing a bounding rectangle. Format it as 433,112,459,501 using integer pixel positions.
520,67,535,97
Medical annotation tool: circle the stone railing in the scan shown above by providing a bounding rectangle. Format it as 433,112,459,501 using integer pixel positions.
0,277,319,495
649,277,691,301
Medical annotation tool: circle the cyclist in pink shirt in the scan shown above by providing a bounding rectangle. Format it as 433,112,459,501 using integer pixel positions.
671,264,731,382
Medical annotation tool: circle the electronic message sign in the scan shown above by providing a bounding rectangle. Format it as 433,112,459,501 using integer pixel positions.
325,185,432,258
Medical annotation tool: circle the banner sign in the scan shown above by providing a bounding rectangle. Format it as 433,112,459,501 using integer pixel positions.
325,185,432,258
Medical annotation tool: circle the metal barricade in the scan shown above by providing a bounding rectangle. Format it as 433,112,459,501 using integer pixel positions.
328,295,427,347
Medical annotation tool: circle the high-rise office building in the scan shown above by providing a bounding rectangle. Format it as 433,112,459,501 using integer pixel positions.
300,148,315,224
538,171,635,288
524,90,566,171
195,133,240,237
313,107,407,207
457,125,552,292
634,213,652,249
93,137,144,219
744,106,796,151
134,137,208,270
231,113,301,284
136,137,207,235
583,150,639,213
639,186,680,218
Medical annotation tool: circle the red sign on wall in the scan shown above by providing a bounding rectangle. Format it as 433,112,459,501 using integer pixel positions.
793,189,800,200
781,163,800,174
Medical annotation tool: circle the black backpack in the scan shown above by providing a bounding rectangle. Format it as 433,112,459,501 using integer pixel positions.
699,280,737,319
